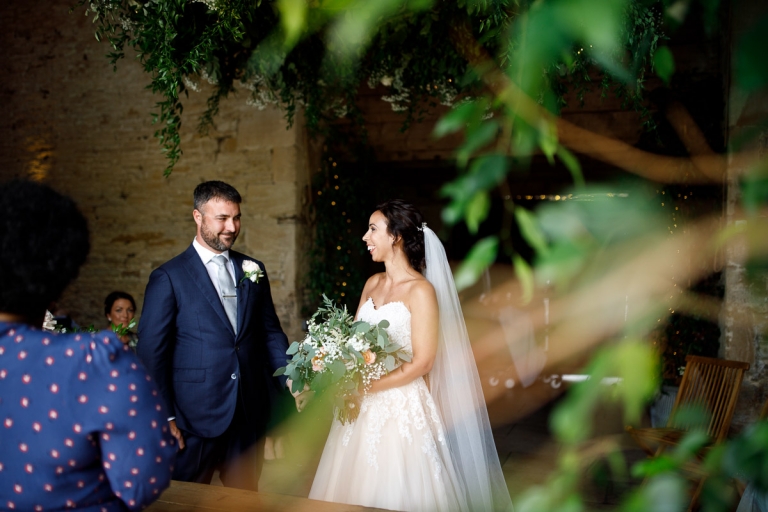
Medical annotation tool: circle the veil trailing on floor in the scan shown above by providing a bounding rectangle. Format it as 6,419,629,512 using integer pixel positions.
422,226,513,511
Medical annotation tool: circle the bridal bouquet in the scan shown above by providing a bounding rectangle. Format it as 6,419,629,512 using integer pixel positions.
274,295,412,424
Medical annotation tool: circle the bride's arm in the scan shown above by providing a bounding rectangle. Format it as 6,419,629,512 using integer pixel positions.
366,281,438,393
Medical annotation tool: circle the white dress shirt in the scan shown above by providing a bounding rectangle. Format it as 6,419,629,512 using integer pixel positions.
192,237,237,302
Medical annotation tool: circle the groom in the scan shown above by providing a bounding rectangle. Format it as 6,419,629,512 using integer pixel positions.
137,181,303,490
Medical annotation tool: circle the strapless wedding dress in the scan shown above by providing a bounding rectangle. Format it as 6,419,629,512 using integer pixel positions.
309,298,469,511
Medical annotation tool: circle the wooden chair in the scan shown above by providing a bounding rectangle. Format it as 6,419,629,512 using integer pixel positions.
626,355,749,511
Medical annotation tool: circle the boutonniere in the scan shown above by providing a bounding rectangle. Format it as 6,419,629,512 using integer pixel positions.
240,260,264,284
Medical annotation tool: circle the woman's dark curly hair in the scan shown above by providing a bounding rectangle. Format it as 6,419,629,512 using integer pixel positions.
104,291,136,317
0,180,90,319
376,199,426,272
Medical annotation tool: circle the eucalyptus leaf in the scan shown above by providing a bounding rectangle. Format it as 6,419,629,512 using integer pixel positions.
652,45,675,85
440,154,509,227
465,190,490,234
515,206,549,258
290,377,304,395
556,146,584,187
287,341,300,355
632,456,678,478
329,360,347,382
312,370,332,390
513,255,534,305
433,101,476,138
456,120,500,168
453,236,499,291
277,0,308,49
384,355,396,372
538,120,558,165
354,321,371,333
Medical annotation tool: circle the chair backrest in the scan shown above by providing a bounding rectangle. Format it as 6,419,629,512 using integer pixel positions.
759,396,768,421
668,355,750,442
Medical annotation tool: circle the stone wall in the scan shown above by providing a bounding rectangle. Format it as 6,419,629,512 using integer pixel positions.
722,0,768,428
0,0,311,341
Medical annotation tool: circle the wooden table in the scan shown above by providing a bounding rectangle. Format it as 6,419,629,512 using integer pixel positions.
146,481,389,512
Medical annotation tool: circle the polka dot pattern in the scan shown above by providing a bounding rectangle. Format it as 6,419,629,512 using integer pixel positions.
0,323,175,511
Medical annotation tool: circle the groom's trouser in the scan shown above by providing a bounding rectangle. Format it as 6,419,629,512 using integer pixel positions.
172,396,265,491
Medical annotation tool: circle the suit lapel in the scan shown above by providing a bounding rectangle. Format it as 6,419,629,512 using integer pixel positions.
231,251,251,339
181,245,236,338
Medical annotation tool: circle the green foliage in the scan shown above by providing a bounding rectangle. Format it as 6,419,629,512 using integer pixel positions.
735,12,768,92
534,184,665,290
440,154,510,228
652,45,675,85
111,318,138,337
551,342,658,445
453,235,499,291
76,0,664,176
53,323,97,334
741,160,768,214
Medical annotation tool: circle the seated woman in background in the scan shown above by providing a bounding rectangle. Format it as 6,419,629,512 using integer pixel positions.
0,180,175,511
105,291,138,348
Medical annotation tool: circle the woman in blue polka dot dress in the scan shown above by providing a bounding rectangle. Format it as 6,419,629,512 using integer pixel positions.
0,180,176,511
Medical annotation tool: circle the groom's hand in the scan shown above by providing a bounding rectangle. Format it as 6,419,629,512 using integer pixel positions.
286,379,313,412
169,419,185,450
294,389,314,412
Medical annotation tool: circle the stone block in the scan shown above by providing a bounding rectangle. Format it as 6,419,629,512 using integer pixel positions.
272,146,299,182
212,149,273,183
237,107,297,150
245,182,298,218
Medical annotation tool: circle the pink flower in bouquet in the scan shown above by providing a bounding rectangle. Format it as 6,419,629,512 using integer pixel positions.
363,350,376,365
312,354,325,372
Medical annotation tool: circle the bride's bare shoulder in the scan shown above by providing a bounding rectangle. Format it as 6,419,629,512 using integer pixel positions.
361,273,386,294
407,277,436,303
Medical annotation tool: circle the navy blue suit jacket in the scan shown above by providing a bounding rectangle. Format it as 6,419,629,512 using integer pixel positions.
137,244,289,439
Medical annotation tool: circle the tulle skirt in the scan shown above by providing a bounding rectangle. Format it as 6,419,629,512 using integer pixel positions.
309,377,468,511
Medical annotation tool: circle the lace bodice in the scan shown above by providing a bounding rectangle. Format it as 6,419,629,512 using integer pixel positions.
357,298,412,352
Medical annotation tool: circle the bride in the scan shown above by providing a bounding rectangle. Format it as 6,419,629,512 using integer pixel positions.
309,199,512,511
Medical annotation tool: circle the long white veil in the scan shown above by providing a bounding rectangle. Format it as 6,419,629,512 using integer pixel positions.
422,226,513,511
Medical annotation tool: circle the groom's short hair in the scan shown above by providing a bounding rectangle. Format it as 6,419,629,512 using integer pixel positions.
0,180,90,318
193,181,242,212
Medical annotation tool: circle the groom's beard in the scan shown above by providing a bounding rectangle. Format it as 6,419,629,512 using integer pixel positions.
201,224,238,252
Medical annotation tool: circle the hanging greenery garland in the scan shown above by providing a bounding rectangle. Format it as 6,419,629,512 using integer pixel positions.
74,0,665,175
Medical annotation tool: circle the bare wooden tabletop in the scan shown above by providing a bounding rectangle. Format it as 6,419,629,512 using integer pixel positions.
146,480,390,512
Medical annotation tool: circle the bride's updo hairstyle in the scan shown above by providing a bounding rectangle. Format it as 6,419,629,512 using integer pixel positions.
376,199,426,272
